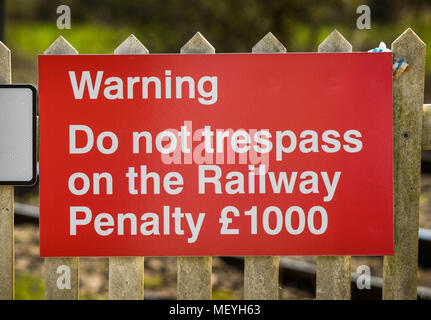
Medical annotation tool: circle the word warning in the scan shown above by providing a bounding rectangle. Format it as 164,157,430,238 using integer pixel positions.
38,52,393,256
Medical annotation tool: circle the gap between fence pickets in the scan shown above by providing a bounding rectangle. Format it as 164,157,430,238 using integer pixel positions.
244,32,285,301
315,30,352,301
422,104,431,150
0,40,14,300
108,34,147,301
43,36,80,300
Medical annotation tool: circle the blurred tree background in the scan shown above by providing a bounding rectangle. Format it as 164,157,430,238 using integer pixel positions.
2,0,431,99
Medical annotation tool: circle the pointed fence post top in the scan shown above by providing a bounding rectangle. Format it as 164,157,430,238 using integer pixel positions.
391,27,426,88
114,34,149,54
0,41,11,84
252,32,286,53
392,28,426,48
392,28,426,59
0,41,10,56
181,32,215,54
44,36,78,55
318,29,352,53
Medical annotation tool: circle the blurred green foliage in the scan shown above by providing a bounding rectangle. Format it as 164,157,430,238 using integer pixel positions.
9,22,131,56
144,274,163,289
212,288,235,300
3,0,431,95
15,273,44,300
15,272,109,300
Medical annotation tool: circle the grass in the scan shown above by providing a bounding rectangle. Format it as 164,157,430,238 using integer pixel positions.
15,272,44,300
144,274,163,289
14,272,164,299
212,289,235,300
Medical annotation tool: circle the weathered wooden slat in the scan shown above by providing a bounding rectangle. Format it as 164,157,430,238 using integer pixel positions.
315,30,352,300
252,32,287,54
114,34,149,55
243,32,285,300
244,256,279,300
0,40,13,300
44,36,78,55
177,256,212,300
177,32,213,300
109,257,144,300
0,187,13,300
44,257,79,300
316,256,351,299
422,104,431,150
108,34,147,300
43,36,80,300
180,32,215,54
383,28,426,300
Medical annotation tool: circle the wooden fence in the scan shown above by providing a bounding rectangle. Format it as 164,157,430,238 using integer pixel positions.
0,27,428,300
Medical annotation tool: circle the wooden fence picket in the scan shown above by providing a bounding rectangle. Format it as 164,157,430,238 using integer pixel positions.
243,32,286,300
176,32,214,300
315,30,352,300
383,28,426,300
43,36,80,300
108,34,147,300
0,40,13,300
